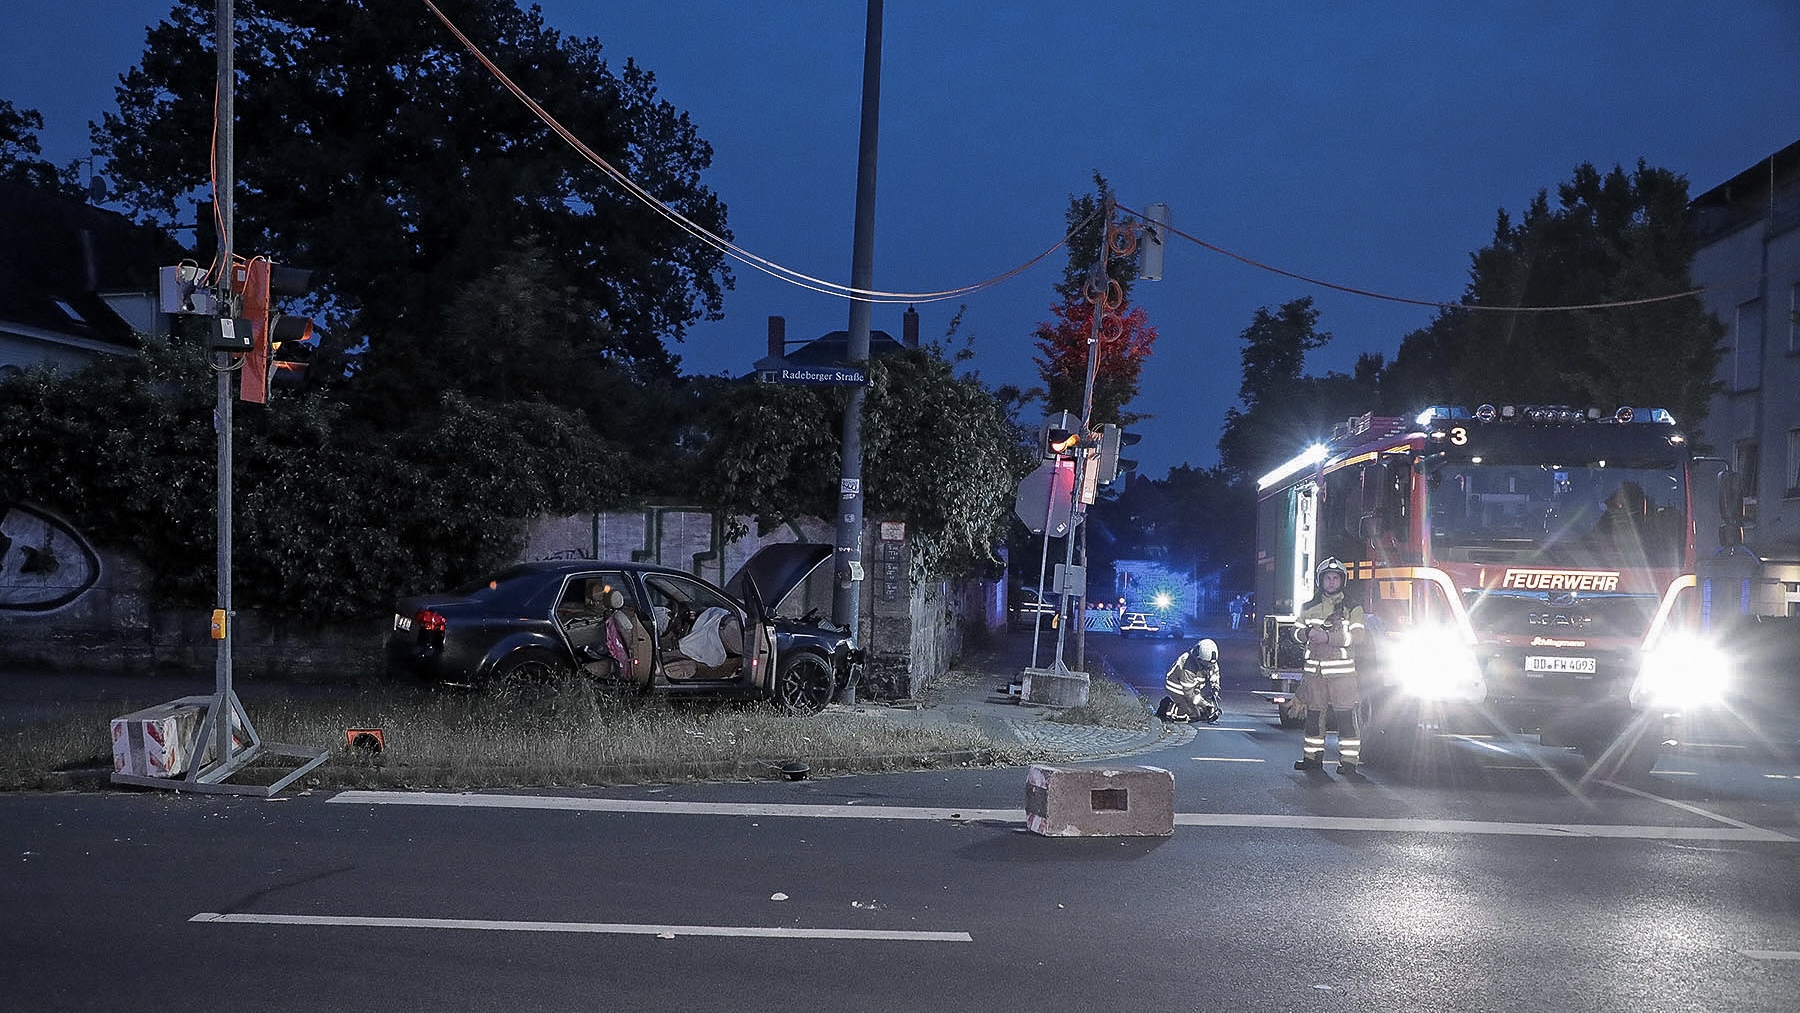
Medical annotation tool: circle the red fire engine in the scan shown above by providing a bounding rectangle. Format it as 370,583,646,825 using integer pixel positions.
1254,403,1735,779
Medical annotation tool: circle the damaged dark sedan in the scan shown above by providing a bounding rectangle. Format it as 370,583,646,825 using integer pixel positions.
385,544,861,714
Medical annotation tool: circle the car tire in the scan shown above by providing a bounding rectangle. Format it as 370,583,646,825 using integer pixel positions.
492,649,571,690
777,652,835,715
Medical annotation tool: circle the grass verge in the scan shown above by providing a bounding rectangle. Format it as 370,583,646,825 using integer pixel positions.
2,673,1051,791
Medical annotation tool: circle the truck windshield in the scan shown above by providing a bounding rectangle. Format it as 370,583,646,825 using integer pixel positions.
1427,463,1686,569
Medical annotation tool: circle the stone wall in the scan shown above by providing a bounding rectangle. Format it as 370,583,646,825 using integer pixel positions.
1,502,964,697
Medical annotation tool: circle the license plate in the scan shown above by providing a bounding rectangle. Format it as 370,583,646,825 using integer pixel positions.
1525,655,1595,674
393,613,413,632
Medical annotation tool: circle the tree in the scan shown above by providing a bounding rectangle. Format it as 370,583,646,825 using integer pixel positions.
1031,298,1157,426
1215,297,1349,484
688,336,1033,580
1385,161,1723,426
1032,173,1157,425
92,0,733,422
0,100,84,198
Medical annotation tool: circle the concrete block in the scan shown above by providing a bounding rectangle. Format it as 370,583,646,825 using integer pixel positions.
1021,666,1090,707
1025,764,1174,837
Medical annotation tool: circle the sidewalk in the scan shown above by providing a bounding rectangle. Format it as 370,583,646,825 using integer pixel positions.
829,663,1192,764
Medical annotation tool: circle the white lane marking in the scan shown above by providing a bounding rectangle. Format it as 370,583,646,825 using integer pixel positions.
1450,735,1513,754
1174,813,1792,842
189,912,970,942
1190,757,1265,763
1739,949,1800,961
1191,726,1257,733
330,790,1023,822
330,791,1797,842
1602,780,1775,834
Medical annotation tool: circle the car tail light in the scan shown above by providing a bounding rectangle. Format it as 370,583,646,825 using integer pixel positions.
415,609,447,634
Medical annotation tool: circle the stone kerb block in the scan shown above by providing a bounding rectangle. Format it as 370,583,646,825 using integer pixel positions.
1025,764,1175,837
1021,666,1090,707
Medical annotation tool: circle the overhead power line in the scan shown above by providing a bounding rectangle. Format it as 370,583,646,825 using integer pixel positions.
422,1,1722,318
420,0,1079,305
1116,203,1712,314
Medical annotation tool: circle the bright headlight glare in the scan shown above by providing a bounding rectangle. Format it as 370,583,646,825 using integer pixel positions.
1386,630,1484,702
1633,634,1732,708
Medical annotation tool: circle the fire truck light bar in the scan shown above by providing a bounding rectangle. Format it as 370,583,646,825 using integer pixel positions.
1257,443,1329,491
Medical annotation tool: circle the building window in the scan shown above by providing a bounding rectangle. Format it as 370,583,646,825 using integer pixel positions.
1733,300,1763,390
1788,429,1800,499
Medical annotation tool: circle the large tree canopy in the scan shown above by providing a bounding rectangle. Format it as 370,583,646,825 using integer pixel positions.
93,0,733,421
1384,161,1723,427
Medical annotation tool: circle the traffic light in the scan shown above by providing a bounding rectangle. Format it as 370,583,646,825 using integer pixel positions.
1097,424,1141,485
233,260,315,404
1042,410,1081,458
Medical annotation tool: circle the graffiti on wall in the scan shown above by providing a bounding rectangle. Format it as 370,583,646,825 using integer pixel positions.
0,502,101,612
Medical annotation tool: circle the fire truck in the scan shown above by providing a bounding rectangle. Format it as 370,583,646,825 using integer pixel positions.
1254,403,1736,779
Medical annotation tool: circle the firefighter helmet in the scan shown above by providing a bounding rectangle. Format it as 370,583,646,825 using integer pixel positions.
1316,557,1348,588
1192,639,1218,664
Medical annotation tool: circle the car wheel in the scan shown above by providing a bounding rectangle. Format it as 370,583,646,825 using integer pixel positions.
492,649,571,689
778,652,835,715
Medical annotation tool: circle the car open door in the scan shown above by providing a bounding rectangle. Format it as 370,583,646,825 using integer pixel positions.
737,569,777,690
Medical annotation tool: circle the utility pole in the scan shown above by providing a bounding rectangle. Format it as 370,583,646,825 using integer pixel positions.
833,0,882,704
1023,198,1146,706
112,0,324,794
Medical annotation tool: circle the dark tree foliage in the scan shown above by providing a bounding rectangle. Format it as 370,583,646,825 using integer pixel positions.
92,0,733,424
0,101,86,198
0,340,621,619
1215,297,1369,485
1032,172,1156,426
1384,161,1723,426
689,342,1034,579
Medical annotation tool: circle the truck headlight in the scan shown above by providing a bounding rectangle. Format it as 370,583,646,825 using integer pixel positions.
1385,629,1485,703
1632,633,1732,709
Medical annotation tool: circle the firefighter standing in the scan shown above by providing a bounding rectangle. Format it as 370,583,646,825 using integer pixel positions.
1293,558,1365,773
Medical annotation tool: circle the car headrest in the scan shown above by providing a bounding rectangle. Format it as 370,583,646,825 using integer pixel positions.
604,589,625,611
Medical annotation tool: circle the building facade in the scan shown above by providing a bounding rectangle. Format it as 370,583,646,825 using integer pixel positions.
1690,140,1800,590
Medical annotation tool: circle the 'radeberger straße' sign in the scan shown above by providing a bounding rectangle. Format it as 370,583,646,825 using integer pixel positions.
762,365,869,386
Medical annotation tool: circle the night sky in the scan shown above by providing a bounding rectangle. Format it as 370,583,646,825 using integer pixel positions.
6,1,1798,475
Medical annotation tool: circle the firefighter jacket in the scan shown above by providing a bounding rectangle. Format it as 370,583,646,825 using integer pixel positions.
1291,590,1364,679
1165,647,1220,700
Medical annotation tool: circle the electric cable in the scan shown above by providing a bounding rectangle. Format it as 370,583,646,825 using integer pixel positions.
421,0,1079,305
1116,202,1713,314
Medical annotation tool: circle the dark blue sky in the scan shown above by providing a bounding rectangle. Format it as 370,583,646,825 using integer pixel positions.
5,2,1798,475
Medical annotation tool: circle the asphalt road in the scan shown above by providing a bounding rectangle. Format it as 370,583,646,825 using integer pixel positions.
4,627,1798,1012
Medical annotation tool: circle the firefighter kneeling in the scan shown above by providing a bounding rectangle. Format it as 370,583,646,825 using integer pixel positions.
1293,558,1365,774
1158,638,1222,723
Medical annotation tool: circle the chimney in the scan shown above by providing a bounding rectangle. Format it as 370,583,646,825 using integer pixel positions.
902,305,919,348
767,315,786,359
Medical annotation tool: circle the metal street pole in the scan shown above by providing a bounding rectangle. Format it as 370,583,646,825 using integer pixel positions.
112,0,326,794
212,0,236,764
833,0,882,704
1051,199,1113,675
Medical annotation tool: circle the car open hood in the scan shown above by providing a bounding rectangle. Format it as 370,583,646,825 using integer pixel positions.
724,542,833,610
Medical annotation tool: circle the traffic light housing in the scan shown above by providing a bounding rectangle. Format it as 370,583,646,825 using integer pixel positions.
1097,424,1141,485
233,260,315,403
1042,410,1081,458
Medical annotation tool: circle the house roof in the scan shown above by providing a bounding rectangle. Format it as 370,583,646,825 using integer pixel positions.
751,328,905,372
0,180,157,350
